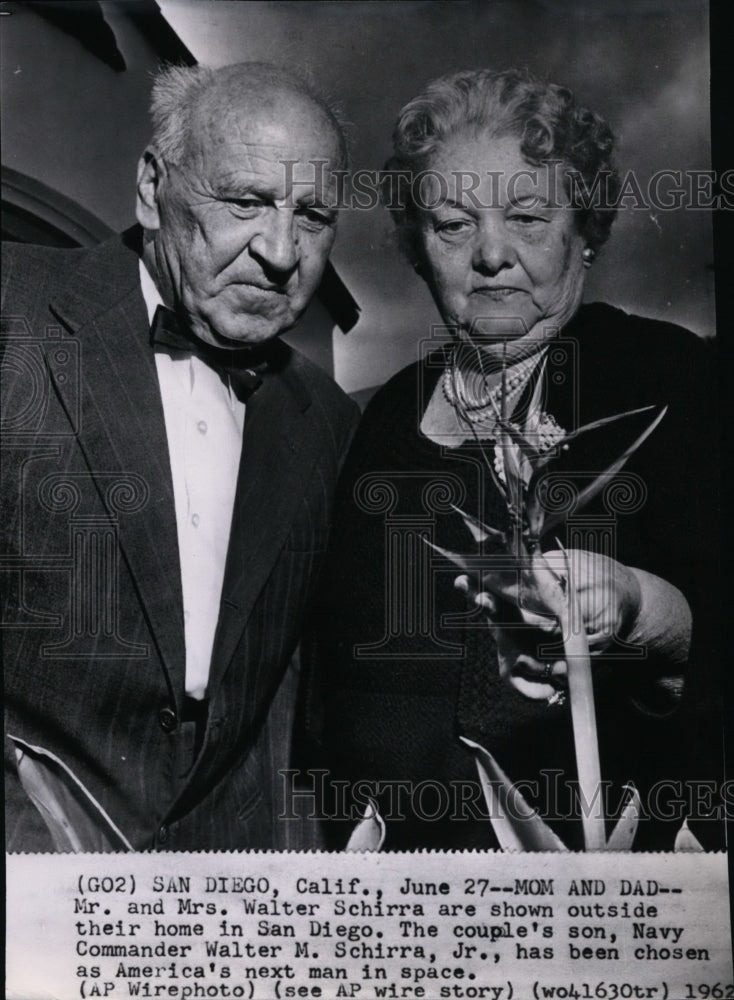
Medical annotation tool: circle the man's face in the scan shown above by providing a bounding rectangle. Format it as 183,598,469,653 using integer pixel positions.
141,92,342,348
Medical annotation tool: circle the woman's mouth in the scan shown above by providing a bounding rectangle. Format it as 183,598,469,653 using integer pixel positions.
471,286,523,299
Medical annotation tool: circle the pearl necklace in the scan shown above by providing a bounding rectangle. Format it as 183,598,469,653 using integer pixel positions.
442,350,541,423
441,347,566,454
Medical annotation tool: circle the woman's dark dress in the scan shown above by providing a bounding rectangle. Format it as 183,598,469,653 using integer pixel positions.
301,303,722,851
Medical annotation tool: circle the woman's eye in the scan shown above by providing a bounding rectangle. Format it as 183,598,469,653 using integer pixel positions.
509,213,547,226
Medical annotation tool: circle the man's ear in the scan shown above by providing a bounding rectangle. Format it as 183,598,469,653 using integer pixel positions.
135,148,165,231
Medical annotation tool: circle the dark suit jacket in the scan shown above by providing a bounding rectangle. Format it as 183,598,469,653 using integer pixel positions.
1,230,359,852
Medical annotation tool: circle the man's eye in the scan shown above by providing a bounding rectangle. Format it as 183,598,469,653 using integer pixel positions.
297,208,334,230
436,219,472,236
230,198,264,211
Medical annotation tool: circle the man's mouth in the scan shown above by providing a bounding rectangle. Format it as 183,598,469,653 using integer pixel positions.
239,281,288,295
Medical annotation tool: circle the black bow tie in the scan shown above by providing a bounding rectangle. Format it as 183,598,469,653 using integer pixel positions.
150,305,266,402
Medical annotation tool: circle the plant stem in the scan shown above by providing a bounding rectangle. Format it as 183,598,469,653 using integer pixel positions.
561,557,606,850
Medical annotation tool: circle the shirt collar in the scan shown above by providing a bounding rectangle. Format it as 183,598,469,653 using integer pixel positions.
139,258,164,327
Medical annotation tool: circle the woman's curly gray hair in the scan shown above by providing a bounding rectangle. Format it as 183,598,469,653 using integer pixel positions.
383,67,620,259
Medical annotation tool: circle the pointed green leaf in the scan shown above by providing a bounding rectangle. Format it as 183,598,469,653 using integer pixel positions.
523,352,549,437
540,406,668,538
461,737,568,851
674,818,705,852
500,430,522,496
500,345,509,422
605,784,640,850
9,735,133,852
563,404,658,445
345,799,386,852
489,392,544,461
467,417,509,500
450,504,506,544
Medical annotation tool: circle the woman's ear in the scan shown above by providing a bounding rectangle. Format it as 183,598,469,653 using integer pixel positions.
135,148,165,231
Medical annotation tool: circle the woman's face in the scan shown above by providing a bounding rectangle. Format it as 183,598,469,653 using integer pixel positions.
415,132,587,349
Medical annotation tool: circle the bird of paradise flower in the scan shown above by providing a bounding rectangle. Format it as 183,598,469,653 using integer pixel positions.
422,350,700,852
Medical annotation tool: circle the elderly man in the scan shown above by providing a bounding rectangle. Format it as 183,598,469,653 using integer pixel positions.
2,62,359,851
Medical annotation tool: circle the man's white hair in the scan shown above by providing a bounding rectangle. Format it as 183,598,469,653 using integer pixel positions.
149,61,348,167
149,64,216,164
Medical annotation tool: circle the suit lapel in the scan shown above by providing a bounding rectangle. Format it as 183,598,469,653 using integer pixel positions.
47,231,186,694
45,233,323,706
207,353,318,696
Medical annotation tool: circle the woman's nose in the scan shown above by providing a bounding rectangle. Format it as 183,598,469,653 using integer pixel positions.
249,210,299,274
473,218,516,273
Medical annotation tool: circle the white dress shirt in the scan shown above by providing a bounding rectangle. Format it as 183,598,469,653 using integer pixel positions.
139,262,245,699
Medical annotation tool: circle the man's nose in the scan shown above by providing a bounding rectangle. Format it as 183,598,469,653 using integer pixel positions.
249,209,299,274
473,217,516,273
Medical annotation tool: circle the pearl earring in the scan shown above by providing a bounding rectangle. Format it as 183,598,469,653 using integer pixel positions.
582,247,596,268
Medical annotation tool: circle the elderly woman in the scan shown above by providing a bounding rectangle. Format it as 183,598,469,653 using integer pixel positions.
302,69,720,851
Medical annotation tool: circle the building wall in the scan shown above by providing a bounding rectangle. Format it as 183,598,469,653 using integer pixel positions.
2,1,716,397
1,2,153,232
